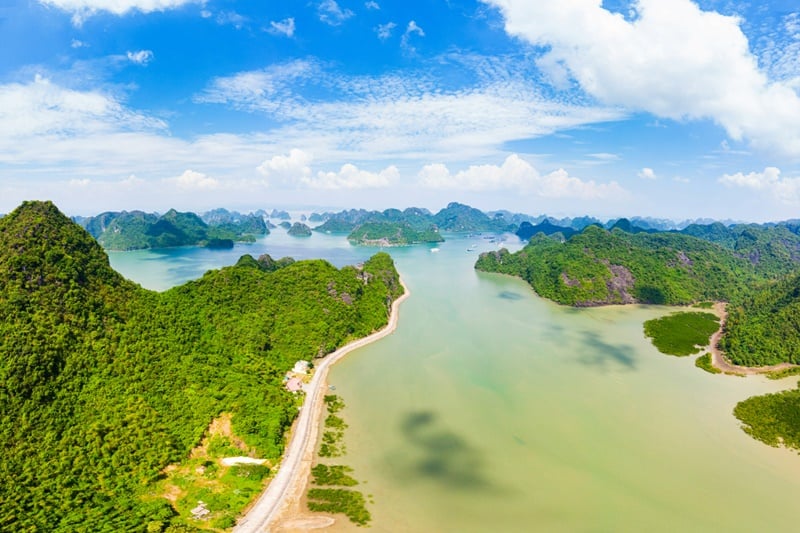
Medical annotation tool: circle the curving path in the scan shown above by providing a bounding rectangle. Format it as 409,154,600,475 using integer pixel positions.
233,279,409,533
708,302,799,375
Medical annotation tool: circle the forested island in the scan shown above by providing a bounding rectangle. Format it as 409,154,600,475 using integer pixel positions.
0,201,403,531
75,208,269,251
314,202,513,245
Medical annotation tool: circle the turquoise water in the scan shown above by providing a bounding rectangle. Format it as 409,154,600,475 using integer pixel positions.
109,230,800,532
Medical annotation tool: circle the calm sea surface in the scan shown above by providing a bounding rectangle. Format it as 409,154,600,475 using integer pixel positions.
109,228,800,532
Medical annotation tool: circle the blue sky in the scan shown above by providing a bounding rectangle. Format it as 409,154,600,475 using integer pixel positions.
1,0,799,222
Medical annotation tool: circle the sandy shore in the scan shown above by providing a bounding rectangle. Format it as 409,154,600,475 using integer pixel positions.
233,278,410,533
708,302,798,375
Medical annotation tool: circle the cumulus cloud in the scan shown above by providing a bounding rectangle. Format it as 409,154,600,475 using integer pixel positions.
170,169,219,190
375,22,396,40
638,167,657,180
257,149,396,189
418,154,625,199
401,20,425,52
268,18,295,37
719,167,784,191
39,0,199,25
256,149,313,186
318,0,353,26
721,167,780,190
365,1,379,9
126,50,153,65
485,0,800,156
311,164,398,189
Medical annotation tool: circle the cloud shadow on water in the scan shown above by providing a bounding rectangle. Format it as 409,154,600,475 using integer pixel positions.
575,330,637,371
498,290,524,301
386,411,503,494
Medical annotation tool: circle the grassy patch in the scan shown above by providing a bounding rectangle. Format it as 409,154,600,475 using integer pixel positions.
145,414,272,531
695,353,721,374
734,387,800,450
693,301,715,309
319,395,347,457
644,311,720,356
765,367,800,380
309,395,371,526
307,488,371,526
311,464,358,486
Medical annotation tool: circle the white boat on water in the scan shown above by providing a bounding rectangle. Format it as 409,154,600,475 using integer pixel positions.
430,247,440,253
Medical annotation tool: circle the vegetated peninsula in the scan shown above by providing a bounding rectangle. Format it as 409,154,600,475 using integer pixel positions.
0,201,404,531
75,208,269,251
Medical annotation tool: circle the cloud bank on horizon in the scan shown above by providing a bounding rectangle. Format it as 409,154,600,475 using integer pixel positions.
0,0,798,220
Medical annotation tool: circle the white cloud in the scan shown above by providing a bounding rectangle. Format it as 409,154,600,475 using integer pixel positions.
39,0,199,25
719,167,781,190
256,150,396,189
216,11,247,29
401,20,425,52
375,22,396,40
318,0,353,26
485,0,800,157
256,149,313,186
198,60,317,109
638,167,657,180
587,153,619,162
126,50,153,65
311,164,398,189
0,75,165,138
69,178,90,187
71,39,88,48
268,18,295,37
418,154,625,199
365,1,379,9
197,59,623,165
170,169,219,190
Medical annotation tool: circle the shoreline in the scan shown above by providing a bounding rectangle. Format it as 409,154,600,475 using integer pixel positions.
233,277,410,533
708,302,799,375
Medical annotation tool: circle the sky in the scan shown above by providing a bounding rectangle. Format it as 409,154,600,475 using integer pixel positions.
1,0,799,222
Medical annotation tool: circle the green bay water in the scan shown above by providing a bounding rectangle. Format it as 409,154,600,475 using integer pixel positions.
109,230,800,532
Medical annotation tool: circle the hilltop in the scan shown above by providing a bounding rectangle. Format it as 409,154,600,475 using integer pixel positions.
0,201,403,531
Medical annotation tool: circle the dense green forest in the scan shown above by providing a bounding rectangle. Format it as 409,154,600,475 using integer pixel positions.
0,201,403,531
475,226,762,306
721,271,800,366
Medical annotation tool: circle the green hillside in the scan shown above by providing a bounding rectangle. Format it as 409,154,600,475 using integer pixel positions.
721,271,800,366
475,226,757,306
0,201,403,531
